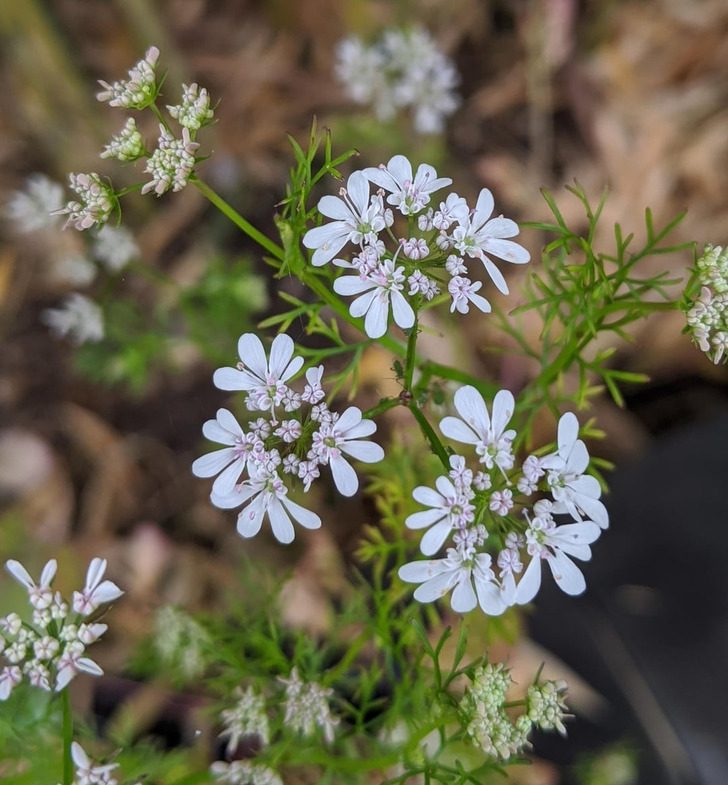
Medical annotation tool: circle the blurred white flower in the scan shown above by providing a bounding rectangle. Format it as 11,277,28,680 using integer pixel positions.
4,174,63,232
279,667,339,743
42,293,104,344
92,224,139,271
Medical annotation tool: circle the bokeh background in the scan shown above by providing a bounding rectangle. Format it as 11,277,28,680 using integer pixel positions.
1,1,727,783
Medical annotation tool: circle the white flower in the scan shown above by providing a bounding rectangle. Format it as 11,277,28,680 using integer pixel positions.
213,333,304,420
399,548,506,615
308,406,384,496
433,194,469,231
362,155,451,215
406,475,475,556
515,506,602,604
55,645,104,691
488,489,513,516
407,270,439,300
440,386,516,473
42,294,104,345
142,125,199,196
70,741,119,785
6,558,57,609
334,259,415,338
100,117,146,161
97,45,160,109
302,171,392,266
220,686,270,753
211,761,283,785
452,189,530,294
335,37,391,115
92,224,139,271
402,237,429,260
4,174,64,232
54,173,115,231
72,558,123,616
302,365,325,403
540,413,609,529
212,467,321,544
167,82,214,131
192,408,260,496
448,276,492,314
279,667,339,743
0,666,22,701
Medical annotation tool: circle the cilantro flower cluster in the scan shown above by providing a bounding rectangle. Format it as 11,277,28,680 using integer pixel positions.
335,28,460,134
459,663,569,761
398,385,608,616
213,668,339,784
0,557,123,699
303,156,529,338
192,332,384,543
56,48,210,231
685,244,728,364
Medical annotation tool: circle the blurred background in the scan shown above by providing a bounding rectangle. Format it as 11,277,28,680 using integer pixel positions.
1,1,727,783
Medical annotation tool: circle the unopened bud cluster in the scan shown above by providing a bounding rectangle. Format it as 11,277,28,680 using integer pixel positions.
685,244,728,363
0,557,122,699
56,47,212,231
212,667,339,783
459,663,569,761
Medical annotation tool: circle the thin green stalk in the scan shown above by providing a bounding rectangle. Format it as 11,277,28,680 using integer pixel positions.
409,403,449,469
62,688,73,785
404,315,419,391
362,397,401,419
193,178,285,261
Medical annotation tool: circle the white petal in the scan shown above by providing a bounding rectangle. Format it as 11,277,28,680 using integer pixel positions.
482,216,519,238
481,255,509,294
454,385,491,437
362,166,395,192
434,475,457,498
39,559,57,588
468,290,491,313
515,556,542,604
472,189,494,228
237,333,268,379
475,579,507,616
398,559,448,583
76,657,104,677
406,508,446,530
439,416,479,445
330,455,359,497
450,574,477,613
340,440,384,463
302,221,347,249
549,522,601,547
90,580,123,605
334,406,362,434
342,418,377,439
334,275,375,296
268,333,294,378
202,419,236,445
236,494,267,538
5,560,34,589
547,550,586,596
316,194,353,221
192,448,236,478
213,367,252,391
85,558,106,592
267,497,295,544
349,289,378,319
571,474,601,498
390,290,415,329
491,389,515,437
566,440,590,475
212,483,258,509
387,155,413,186
364,291,389,339
558,412,579,451
55,665,74,691
71,742,90,769
211,458,246,496
347,171,370,215
574,494,609,529
419,521,453,556
414,570,457,603
413,485,446,508
282,497,321,530
483,238,530,264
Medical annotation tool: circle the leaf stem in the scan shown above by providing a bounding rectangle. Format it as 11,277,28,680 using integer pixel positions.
409,403,449,469
62,688,73,785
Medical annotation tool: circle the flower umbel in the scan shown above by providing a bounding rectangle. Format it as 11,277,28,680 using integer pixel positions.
96,46,160,109
279,667,339,743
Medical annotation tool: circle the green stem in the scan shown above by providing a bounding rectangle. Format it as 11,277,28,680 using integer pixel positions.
409,403,449,469
192,178,285,261
362,397,400,419
403,315,419,391
62,688,73,785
